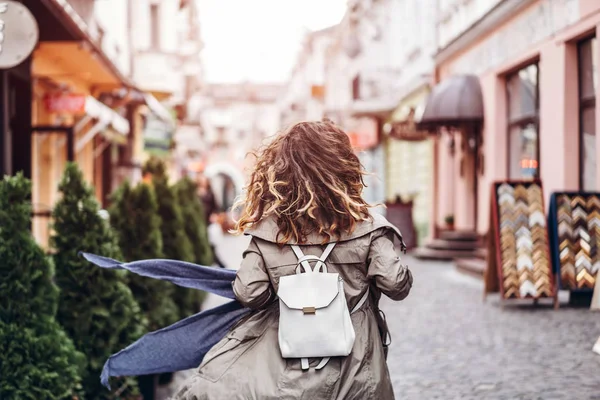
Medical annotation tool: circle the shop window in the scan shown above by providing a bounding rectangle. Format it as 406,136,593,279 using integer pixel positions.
352,75,361,100
506,63,539,179
578,37,597,191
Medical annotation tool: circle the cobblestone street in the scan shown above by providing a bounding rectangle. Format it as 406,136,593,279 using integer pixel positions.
170,236,600,400
385,256,600,400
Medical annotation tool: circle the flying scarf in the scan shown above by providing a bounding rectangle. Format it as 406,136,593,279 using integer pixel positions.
81,253,251,389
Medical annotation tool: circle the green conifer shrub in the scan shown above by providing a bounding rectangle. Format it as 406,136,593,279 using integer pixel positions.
142,158,200,319
51,163,144,399
174,176,213,266
0,173,83,400
109,181,179,330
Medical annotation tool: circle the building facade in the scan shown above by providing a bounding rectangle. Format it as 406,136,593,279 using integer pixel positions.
278,0,438,243
278,26,335,127
423,0,598,238
0,0,202,246
193,83,281,210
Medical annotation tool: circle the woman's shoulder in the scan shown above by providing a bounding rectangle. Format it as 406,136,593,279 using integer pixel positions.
244,211,406,250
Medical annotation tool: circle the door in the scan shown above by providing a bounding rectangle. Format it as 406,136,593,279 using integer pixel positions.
0,59,32,177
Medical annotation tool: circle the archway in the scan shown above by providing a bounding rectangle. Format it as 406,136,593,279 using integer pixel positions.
203,162,245,211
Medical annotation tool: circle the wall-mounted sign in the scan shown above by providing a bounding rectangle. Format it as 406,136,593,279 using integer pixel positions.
44,94,87,113
143,114,174,156
389,108,429,142
0,1,39,69
346,117,378,150
311,85,325,100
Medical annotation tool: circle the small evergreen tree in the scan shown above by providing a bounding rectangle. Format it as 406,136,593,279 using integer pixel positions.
51,163,144,399
109,181,179,330
143,157,194,262
143,158,199,318
0,173,83,400
174,176,213,266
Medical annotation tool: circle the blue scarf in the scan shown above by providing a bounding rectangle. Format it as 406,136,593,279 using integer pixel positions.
81,253,251,389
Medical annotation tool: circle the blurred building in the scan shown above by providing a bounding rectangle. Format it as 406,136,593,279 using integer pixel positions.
278,26,336,127
420,0,596,240
0,0,202,247
190,82,281,210
123,0,204,183
278,0,438,244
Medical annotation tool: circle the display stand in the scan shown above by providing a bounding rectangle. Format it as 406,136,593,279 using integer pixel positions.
385,197,418,250
484,180,557,308
548,192,600,308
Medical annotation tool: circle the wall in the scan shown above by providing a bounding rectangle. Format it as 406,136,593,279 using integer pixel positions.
94,0,131,76
437,0,504,49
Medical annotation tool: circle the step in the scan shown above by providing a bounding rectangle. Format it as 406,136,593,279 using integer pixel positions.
412,247,484,261
427,238,480,251
439,230,480,242
474,248,487,260
455,257,486,278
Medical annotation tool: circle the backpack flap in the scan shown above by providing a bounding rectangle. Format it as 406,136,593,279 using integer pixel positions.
278,273,340,312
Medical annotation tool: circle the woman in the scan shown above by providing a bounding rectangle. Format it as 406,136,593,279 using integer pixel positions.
197,174,217,225
174,120,413,400
207,212,228,269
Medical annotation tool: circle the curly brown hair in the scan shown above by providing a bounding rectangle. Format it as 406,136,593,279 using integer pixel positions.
232,120,373,244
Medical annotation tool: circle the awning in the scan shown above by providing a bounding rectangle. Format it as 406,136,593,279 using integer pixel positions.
75,96,130,153
417,74,484,131
37,0,134,89
85,96,129,134
143,93,176,129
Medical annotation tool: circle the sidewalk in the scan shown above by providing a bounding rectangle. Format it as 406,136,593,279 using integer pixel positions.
201,233,250,311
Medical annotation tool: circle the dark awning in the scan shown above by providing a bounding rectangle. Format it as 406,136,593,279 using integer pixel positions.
417,74,483,131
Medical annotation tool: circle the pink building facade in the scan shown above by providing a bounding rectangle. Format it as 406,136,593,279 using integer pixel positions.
426,0,600,237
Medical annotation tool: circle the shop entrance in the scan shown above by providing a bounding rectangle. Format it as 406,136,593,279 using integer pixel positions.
0,60,33,177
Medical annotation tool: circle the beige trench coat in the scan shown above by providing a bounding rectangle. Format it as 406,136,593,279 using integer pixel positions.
173,213,413,400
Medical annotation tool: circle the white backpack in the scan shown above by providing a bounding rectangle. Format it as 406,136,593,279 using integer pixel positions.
277,242,369,370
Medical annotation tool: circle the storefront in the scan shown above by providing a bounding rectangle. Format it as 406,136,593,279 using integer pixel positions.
0,1,39,178
421,0,599,237
344,115,386,211
384,82,433,244
17,0,137,246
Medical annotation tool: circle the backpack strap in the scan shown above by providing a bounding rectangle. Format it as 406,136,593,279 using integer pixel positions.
291,243,336,273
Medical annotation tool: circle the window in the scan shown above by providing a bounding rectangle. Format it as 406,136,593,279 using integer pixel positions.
352,75,361,100
150,4,160,49
506,63,539,179
578,37,597,191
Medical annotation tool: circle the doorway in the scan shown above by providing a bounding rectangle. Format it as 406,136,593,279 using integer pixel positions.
0,60,33,177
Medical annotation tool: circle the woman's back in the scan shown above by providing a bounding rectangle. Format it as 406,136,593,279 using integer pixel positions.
174,121,413,400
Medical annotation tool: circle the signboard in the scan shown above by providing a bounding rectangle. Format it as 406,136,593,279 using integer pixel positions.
389,108,429,142
311,85,325,100
44,94,87,114
346,117,378,150
0,1,39,69
143,114,174,156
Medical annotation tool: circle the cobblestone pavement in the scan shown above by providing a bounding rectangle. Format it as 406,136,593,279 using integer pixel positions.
385,256,600,400
166,238,600,399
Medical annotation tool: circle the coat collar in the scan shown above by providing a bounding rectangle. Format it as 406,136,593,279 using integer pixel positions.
244,211,406,251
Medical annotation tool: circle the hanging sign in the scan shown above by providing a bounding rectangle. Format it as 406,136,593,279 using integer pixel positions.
44,94,87,113
0,1,39,69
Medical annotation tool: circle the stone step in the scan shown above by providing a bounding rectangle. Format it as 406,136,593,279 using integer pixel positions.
439,230,480,242
455,257,486,278
427,238,480,251
412,247,484,261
